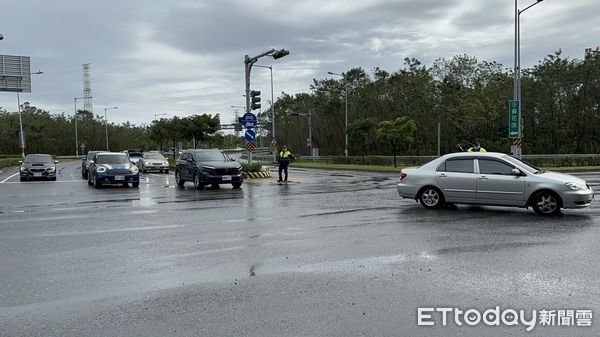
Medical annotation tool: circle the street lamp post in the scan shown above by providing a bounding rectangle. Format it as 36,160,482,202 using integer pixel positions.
254,64,277,163
16,71,43,158
104,106,118,151
513,0,543,158
73,97,86,158
327,72,348,157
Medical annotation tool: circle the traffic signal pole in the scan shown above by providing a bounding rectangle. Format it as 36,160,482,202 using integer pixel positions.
243,48,289,165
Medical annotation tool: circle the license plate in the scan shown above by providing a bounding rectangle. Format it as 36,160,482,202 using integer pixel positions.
33,173,42,177
221,175,231,181
114,176,125,181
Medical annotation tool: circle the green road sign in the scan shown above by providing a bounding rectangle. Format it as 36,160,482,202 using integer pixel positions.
508,100,520,139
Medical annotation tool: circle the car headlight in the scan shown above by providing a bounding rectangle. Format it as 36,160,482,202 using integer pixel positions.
565,182,585,191
47,167,56,172
97,166,107,173
130,166,139,173
20,166,27,172
163,161,169,166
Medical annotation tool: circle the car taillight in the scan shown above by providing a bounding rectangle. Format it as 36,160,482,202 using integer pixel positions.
400,172,407,181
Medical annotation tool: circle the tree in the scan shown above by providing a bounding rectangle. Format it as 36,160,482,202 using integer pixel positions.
347,118,376,164
182,114,221,148
377,117,417,167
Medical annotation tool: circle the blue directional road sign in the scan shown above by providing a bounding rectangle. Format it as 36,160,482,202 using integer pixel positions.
244,129,256,142
241,112,258,129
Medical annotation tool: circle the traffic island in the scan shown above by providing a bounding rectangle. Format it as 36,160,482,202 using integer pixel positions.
242,163,271,179
244,170,271,179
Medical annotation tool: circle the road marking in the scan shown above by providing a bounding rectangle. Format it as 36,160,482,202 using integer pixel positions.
1,180,81,184
0,172,19,183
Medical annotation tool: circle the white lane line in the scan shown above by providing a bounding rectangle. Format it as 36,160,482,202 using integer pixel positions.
0,172,19,183
1,180,82,184
70,174,75,180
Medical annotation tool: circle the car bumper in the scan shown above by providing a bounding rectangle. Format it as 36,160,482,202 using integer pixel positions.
204,173,244,184
143,165,169,171
397,183,419,199
96,173,140,184
21,171,56,179
561,188,594,209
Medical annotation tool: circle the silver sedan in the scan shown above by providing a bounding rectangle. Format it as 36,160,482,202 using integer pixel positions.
397,152,593,215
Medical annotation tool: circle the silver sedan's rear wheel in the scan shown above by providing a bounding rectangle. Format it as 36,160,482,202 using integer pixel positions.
532,191,561,216
418,187,444,209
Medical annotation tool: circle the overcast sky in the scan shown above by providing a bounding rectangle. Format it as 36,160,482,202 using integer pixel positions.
1,0,598,126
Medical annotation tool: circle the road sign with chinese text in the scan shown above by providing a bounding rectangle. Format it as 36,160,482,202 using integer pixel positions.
508,100,520,139
241,112,257,129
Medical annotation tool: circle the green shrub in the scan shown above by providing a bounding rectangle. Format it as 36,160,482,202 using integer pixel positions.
0,157,22,170
242,163,263,172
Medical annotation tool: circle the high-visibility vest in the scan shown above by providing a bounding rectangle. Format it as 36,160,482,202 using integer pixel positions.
279,150,292,159
467,147,487,152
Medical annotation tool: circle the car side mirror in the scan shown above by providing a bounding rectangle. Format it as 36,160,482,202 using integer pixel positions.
186,158,194,163
511,168,522,176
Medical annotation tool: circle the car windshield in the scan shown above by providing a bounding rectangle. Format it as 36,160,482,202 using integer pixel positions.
502,155,544,173
129,152,143,158
195,151,225,162
96,154,130,164
144,153,165,160
24,155,53,163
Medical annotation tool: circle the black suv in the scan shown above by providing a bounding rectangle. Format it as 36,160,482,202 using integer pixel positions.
175,149,243,189
81,150,103,179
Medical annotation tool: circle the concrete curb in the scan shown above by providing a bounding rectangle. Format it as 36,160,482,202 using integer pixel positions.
244,170,272,179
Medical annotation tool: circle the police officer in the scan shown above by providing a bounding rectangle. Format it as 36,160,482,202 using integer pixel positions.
467,141,486,152
277,145,295,183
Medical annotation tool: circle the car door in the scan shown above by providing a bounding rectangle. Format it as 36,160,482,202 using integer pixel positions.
476,158,526,206
435,158,477,203
176,153,189,179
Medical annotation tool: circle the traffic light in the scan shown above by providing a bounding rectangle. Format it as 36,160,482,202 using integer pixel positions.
272,49,289,60
250,90,261,110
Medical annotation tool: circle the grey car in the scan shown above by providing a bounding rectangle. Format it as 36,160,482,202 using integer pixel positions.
397,152,593,215
138,151,169,173
20,154,58,181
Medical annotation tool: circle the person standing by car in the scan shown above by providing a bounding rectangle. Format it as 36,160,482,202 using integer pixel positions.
277,145,295,183
467,141,486,152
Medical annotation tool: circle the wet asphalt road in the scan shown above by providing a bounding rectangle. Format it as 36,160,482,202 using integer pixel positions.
1,161,600,337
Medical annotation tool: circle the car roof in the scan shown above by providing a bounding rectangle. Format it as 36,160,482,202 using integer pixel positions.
442,152,509,159
96,152,127,156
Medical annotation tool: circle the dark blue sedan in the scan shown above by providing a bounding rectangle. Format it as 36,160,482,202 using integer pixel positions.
88,152,140,188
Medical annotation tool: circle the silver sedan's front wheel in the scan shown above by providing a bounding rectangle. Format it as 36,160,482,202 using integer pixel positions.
419,187,444,209
532,191,561,216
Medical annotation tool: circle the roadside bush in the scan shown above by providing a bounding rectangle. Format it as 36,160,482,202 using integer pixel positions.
242,163,263,172
522,155,600,167
0,157,22,170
